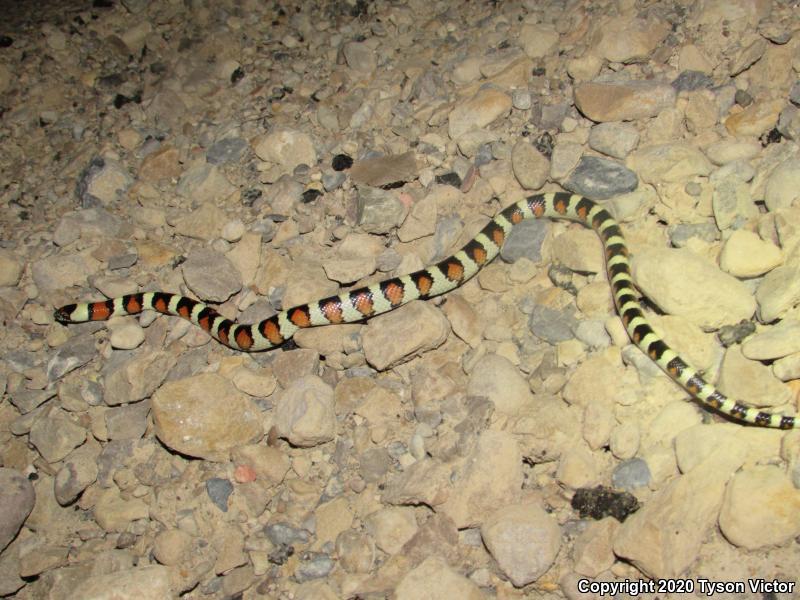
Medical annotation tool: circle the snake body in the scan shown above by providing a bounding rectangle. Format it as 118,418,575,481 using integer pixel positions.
54,192,797,429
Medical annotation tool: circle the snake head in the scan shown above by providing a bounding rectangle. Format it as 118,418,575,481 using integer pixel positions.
53,305,77,323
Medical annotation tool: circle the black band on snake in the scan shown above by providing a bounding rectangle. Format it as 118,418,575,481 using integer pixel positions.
54,191,798,430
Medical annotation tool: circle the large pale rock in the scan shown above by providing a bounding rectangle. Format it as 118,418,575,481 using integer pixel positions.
466,353,533,416
719,466,800,549
275,375,336,447
151,373,264,461
613,439,747,578
362,301,450,370
448,87,512,139
719,230,782,278
0,469,34,552
480,502,561,587
627,143,712,184
65,566,172,600
394,556,483,600
725,99,784,137
631,248,756,329
439,430,523,528
718,346,793,408
575,80,675,122
253,128,317,172
590,17,670,63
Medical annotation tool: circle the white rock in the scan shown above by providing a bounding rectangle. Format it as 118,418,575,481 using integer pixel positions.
627,143,712,184
718,345,793,408
756,263,800,322
480,502,561,587
742,320,800,360
151,373,264,461
108,320,145,350
466,353,533,416
631,248,756,329
362,301,450,370
439,430,523,528
0,250,23,287
613,440,747,578
573,517,618,577
719,230,782,278
448,87,512,140
275,375,336,447
65,566,172,600
253,129,317,172
395,556,483,600
364,507,418,555
551,228,604,273
519,24,559,58
719,466,800,549
764,158,800,211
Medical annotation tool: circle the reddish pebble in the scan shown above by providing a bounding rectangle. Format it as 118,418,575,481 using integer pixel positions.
234,464,257,483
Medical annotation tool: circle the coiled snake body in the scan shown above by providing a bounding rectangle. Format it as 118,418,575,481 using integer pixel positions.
55,192,798,429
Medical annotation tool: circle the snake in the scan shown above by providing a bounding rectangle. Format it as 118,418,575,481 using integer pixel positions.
54,191,797,429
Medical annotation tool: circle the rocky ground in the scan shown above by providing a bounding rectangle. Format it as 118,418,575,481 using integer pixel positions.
1,0,800,598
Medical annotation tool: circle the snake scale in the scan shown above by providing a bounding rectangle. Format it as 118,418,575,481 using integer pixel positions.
55,191,798,429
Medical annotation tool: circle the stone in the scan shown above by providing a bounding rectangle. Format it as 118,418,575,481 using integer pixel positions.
395,556,483,600
342,41,377,72
552,228,604,273
54,443,99,505
355,186,407,234
138,145,181,182
764,158,800,212
742,320,800,360
151,373,264,461
564,155,638,200
171,201,227,241
350,152,418,188
588,122,640,159
182,247,242,303
631,248,756,329
439,430,523,528
519,24,559,58
64,566,172,600
362,301,450,370
613,441,747,578
0,250,23,287
76,157,133,205
718,346,793,408
175,163,236,203
231,444,290,486
448,87,512,139
275,375,336,447
756,263,800,322
725,99,784,137
719,466,800,549
719,230,782,278
364,507,418,555
93,488,149,532
153,529,192,567
627,143,712,184
575,80,675,122
253,128,317,172
29,412,87,463
0,469,34,552
466,353,533,416
480,502,561,587
590,17,670,63
511,140,549,190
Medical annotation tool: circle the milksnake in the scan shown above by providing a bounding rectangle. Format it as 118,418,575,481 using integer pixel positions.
54,192,798,430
